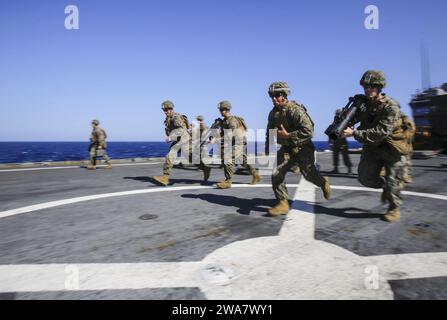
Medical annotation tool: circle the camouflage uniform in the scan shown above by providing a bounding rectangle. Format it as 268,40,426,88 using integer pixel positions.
221,115,257,180
331,137,352,172
162,112,191,175
329,109,352,172
89,124,111,166
352,94,406,211
198,118,209,162
267,100,327,201
194,116,212,174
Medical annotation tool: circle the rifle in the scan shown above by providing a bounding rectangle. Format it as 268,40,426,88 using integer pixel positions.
200,118,224,148
325,95,366,140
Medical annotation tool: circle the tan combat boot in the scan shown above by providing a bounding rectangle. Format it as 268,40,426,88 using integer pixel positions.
384,207,401,223
403,174,413,184
250,172,262,185
268,200,290,217
87,165,96,170
203,167,211,182
321,177,331,200
106,163,112,170
153,175,170,186
216,179,232,189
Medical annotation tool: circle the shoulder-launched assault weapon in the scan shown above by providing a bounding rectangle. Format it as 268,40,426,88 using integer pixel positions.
324,96,366,140
200,118,224,148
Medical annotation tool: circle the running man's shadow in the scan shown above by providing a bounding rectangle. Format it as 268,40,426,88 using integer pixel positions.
123,176,152,182
124,176,215,186
169,178,215,186
312,204,383,219
181,193,276,216
173,164,200,171
182,194,384,219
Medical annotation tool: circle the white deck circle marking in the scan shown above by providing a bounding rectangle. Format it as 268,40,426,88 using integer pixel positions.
1,184,446,219
0,177,446,299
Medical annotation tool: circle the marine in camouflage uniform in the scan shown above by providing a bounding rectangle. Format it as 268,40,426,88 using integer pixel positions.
215,101,262,189
330,109,353,174
194,115,212,176
343,70,414,222
153,101,210,186
88,119,111,170
266,82,331,216
197,115,209,162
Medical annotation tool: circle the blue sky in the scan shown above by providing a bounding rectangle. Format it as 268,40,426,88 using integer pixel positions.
0,0,446,141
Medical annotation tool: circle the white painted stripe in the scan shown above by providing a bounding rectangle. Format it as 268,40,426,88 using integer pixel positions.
0,185,215,219
331,185,447,201
1,184,446,220
279,176,316,239
1,251,445,296
400,190,447,201
0,166,81,172
0,162,165,173
0,262,201,293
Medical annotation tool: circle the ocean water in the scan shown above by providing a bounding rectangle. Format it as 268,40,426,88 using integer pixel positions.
0,141,362,164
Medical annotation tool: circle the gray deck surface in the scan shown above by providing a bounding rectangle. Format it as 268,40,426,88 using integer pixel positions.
0,153,446,300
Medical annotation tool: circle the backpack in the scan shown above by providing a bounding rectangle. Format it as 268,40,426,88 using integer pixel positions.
289,101,315,128
387,112,416,155
181,114,191,130
233,116,248,131
400,112,416,137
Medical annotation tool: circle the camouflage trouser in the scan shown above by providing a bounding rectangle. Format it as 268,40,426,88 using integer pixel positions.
89,145,110,166
223,142,257,180
199,145,211,171
403,154,413,181
358,146,406,210
193,144,211,171
163,136,191,175
272,143,326,201
333,143,352,169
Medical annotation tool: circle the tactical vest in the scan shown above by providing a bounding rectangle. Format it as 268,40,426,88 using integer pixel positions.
273,101,314,146
91,127,107,148
233,116,248,131
221,115,247,142
387,112,416,155
358,96,415,155
165,112,188,135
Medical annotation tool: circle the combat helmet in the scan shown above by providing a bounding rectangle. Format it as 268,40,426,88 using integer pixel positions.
218,100,232,111
268,82,291,97
91,119,100,126
161,100,175,110
196,115,204,121
360,70,386,89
